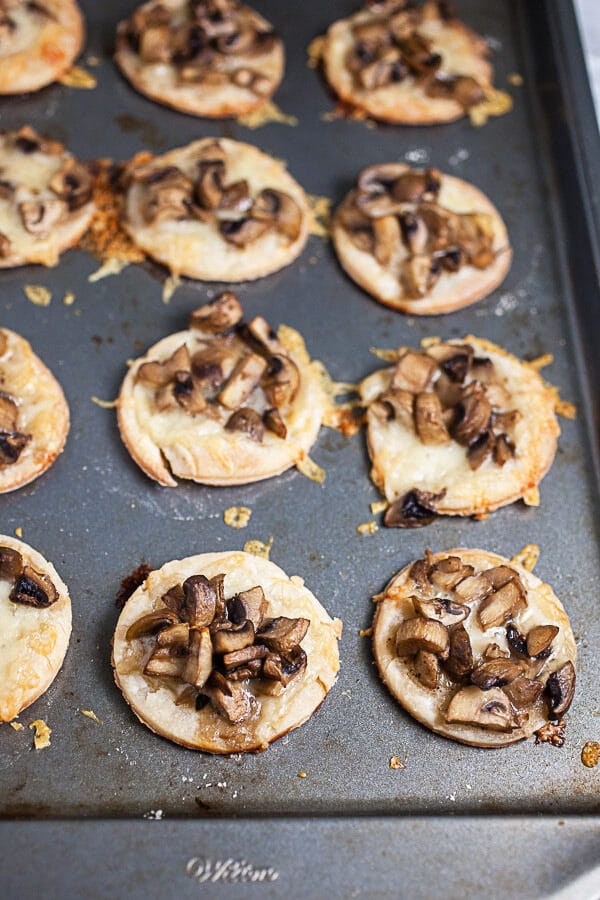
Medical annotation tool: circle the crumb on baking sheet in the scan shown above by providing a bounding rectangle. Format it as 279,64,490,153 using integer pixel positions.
523,486,540,507
63,291,75,306
307,194,332,239
24,284,51,306
316,362,363,437
357,520,378,536
321,102,376,128
535,718,566,747
370,500,388,515
30,719,51,750
581,741,600,768
389,756,406,770
297,771,307,778
115,562,154,608
512,543,540,572
10,720,23,731
14,526,22,537
237,101,297,129
370,346,399,363
507,73,523,86
243,536,274,560
162,273,181,304
88,257,130,282
90,396,117,409
224,506,252,529
295,454,326,484
359,627,372,638
306,35,325,69
469,87,513,127
59,65,97,89
79,709,103,725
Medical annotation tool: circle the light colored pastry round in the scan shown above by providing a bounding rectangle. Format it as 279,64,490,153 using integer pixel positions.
0,0,84,95
0,126,95,269
112,550,342,753
360,336,559,524
332,163,511,314
115,0,284,118
0,534,72,723
117,292,326,487
372,548,577,747
121,137,309,281
0,328,69,493
322,0,492,125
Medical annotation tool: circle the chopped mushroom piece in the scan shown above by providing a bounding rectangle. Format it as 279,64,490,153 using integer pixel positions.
400,255,440,298
412,595,469,627
446,686,517,731
372,215,402,266
0,546,23,580
245,316,283,355
144,646,186,678
126,609,180,640
189,291,243,334
263,407,287,439
429,556,475,591
19,199,66,235
222,643,268,670
172,372,207,415
399,212,428,255
453,573,494,604
138,345,191,388
414,392,451,445
9,566,58,607
156,622,190,648
408,557,432,595
48,158,93,210
478,580,527,631
545,661,576,716
384,489,444,528
444,624,473,680
467,430,495,470
470,658,523,691
196,160,224,209
484,566,518,589
526,625,559,659
252,189,304,241
506,623,528,658
395,617,448,657
258,616,310,653
212,620,256,654
182,575,217,627
218,352,267,409
141,169,193,224
0,393,18,431
220,217,271,245
391,351,437,393
503,675,543,710
451,389,492,446
262,354,300,408
225,407,265,442
183,627,213,689
413,649,440,689
0,431,30,465
262,646,307,686
227,585,268,630
203,672,252,724
377,388,414,430
494,434,515,466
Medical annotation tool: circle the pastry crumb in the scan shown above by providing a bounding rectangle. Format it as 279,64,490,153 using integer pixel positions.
469,87,513,127
237,101,297,129
369,346,399,363
88,257,130,282
357,520,378,536
297,771,307,778
10,720,24,731
14,526,22,537
523,487,540,507
162,273,181,304
389,756,406,770
62,291,76,306
581,741,600,768
527,353,554,371
296,454,326,484
59,65,97,89
507,73,523,86
535,718,566,747
512,543,540,572
79,709,103,725
224,506,252,529
307,194,332,238
30,719,51,750
306,35,325,68
370,500,388,515
554,397,576,419
359,627,372,638
243,536,274,560
24,284,51,306
90,396,117,409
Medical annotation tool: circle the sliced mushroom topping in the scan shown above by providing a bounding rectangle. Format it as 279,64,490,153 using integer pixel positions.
400,255,440,298
414,392,451,445
545,661,575,716
19,199,66,235
219,179,254,212
226,659,264,682
397,32,441,76
9,566,58,607
391,351,437,393
399,212,428,255
183,627,213,689
182,574,217,627
414,649,440,689
526,625,559,659
429,556,474,591
466,429,494,470
225,407,265,442
505,623,528,658
493,410,521,431
258,616,310,653
14,126,63,155
0,392,18,432
156,622,190,648
195,160,224,209
426,74,485,109
408,557,432,594
376,388,414,430
190,291,243,334
392,169,441,203
139,24,172,63
0,546,23,580
172,371,207,415
139,345,192,388
218,352,267,409
252,189,303,241
413,595,469,627
503,675,543,710
470,658,523,691
494,434,515,466
222,643,268,671
209,573,226,620
245,316,283,355
48,158,93,209
142,168,193,224
0,232,11,258
191,344,236,388
384,489,444,528
451,388,492,446
262,354,300,408
126,608,180,640
262,646,307,686
144,646,186,678
483,642,509,660
0,430,30,465
478,580,527,631
372,214,401,266
444,624,473,680
446,686,517,731
220,217,271,245
212,620,255,654
227,585,268,631
263,407,287,439
395,617,448,657
203,671,252,724
484,565,518,589
161,582,185,617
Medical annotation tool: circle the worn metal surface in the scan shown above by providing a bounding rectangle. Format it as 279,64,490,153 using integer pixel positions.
0,0,599,873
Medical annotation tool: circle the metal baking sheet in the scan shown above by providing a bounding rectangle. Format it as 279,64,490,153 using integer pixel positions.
2,0,600,894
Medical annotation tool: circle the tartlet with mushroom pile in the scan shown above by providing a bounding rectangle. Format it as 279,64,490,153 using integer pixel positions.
321,0,494,125
121,137,308,281
0,328,69,493
360,336,559,526
112,551,342,752
332,162,511,314
0,0,84,95
0,534,71,723
118,292,327,486
115,0,284,118
0,126,95,268
372,548,576,747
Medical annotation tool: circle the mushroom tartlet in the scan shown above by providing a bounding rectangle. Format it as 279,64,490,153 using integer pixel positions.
332,163,511,314
115,0,284,118
322,0,494,125
0,0,84,95
0,535,72,723
118,292,326,486
372,548,576,747
360,337,559,525
0,126,95,268
112,551,342,752
121,137,308,281
0,328,69,493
